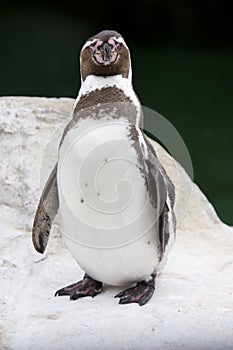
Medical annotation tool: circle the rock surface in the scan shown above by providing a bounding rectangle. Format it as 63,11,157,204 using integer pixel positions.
0,96,232,350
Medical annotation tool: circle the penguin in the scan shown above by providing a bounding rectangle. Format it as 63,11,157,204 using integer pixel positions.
32,30,176,306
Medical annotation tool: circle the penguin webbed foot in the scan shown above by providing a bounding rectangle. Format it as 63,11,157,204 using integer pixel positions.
114,273,156,306
54,274,103,300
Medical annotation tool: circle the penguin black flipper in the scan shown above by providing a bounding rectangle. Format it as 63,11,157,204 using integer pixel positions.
144,137,176,256
32,164,59,254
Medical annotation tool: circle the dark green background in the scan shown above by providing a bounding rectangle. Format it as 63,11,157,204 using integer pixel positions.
0,1,232,224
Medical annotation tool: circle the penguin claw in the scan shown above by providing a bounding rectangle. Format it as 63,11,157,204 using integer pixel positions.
54,274,103,300
115,274,156,306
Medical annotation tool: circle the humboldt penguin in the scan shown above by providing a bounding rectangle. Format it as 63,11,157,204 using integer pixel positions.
32,30,176,306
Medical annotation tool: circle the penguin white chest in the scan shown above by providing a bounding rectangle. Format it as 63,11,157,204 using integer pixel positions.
57,119,160,285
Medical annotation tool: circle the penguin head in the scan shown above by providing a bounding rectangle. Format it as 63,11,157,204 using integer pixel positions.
80,30,131,82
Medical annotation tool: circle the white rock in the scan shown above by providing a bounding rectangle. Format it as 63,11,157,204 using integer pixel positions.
0,96,232,350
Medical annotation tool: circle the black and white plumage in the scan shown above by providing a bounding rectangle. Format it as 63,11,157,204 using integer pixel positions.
32,30,176,306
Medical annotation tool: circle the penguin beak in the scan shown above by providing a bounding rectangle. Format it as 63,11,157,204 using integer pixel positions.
91,40,119,65
99,42,113,63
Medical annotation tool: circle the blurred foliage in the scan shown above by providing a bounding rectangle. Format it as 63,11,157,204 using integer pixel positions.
0,2,232,224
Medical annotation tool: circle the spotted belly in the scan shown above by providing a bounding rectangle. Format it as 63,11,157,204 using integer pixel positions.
57,119,161,285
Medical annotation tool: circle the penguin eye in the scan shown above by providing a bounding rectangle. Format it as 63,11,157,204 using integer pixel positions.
108,38,121,52
115,42,121,51
89,40,102,53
